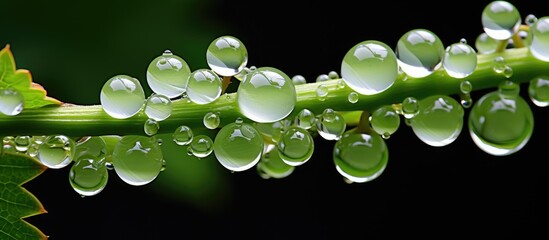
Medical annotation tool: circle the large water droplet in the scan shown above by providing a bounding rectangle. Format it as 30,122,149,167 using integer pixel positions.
294,108,316,130
528,76,549,106
111,135,163,186
395,29,445,78
38,135,75,169
341,40,398,94
214,122,264,172
481,1,521,40
443,41,478,78
207,36,248,77
333,131,388,183
0,88,24,116
69,137,108,197
468,91,534,156
277,126,314,166
144,93,172,121
409,95,464,147
475,32,498,54
186,69,222,104
370,105,400,138
316,109,346,140
527,16,549,62
146,50,191,99
100,75,145,119
237,67,296,123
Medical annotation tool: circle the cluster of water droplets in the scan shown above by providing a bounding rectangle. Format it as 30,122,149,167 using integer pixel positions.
6,0,549,193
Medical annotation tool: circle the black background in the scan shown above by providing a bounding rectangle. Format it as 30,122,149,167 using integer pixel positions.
2,0,548,239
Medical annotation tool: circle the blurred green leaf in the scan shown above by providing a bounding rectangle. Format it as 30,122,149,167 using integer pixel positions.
0,45,62,109
0,152,48,240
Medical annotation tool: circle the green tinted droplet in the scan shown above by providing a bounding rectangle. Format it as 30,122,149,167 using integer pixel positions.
257,146,294,179
460,80,474,108
186,69,222,104
172,125,193,146
74,136,106,162
316,84,328,101
328,71,339,79
410,95,464,147
203,112,220,129
214,122,264,172
237,67,296,123
460,80,473,94
316,74,330,82
525,14,538,26
0,88,24,116
348,92,359,103
291,75,307,85
395,29,445,78
370,105,401,138
316,109,346,140
528,76,549,106
146,50,191,99
207,36,248,76
498,80,520,97
100,75,145,119
294,109,316,130
69,158,108,197
144,93,172,121
481,1,521,40
333,131,388,183
188,135,214,158
468,91,534,156
112,135,163,186
14,136,31,152
475,32,498,54
341,40,398,94
144,118,159,136
401,96,419,119
38,135,75,169
527,16,549,62
277,126,314,166
443,41,478,78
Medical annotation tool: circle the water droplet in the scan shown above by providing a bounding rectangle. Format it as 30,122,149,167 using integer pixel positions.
316,84,328,101
37,135,75,169
146,50,191,98
409,95,464,147
144,93,172,121
527,16,549,61
257,147,294,179
503,65,513,78
291,75,307,85
112,135,163,186
401,97,419,119
234,117,244,126
475,32,498,54
333,131,388,183
69,157,108,197
328,71,340,79
173,125,193,145
469,90,533,156
144,118,159,136
105,162,114,170
460,80,473,94
14,136,31,152
525,14,538,26
443,41,478,78
370,106,400,137
100,75,145,119
186,69,222,104
277,126,314,166
316,74,330,82
528,76,549,106
214,122,264,172
337,79,346,89
207,35,248,77
0,88,24,116
481,1,521,40
316,109,346,140
498,80,520,97
237,67,296,123
203,112,220,129
459,38,468,44
492,56,507,73
395,29,445,78
74,136,107,162
341,40,398,94
234,67,251,81
347,92,359,103
188,135,214,158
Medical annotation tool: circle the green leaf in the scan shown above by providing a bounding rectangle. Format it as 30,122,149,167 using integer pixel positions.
0,152,48,240
0,44,62,109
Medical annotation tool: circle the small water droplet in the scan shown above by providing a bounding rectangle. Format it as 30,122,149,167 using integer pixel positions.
316,84,328,101
203,112,220,129
528,76,549,106
328,71,340,79
189,135,214,158
277,126,314,166
187,69,222,104
370,105,400,137
147,51,191,98
317,109,346,140
14,136,31,152
100,75,146,119
347,92,359,103
172,125,193,146
396,29,444,78
443,41,478,78
525,14,538,26
0,88,24,116
401,97,419,119
316,74,330,82
144,93,172,121
207,35,248,77
144,118,159,136
37,135,75,169
291,75,307,85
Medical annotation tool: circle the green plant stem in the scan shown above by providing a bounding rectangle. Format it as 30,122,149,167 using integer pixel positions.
0,47,547,137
